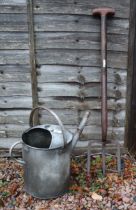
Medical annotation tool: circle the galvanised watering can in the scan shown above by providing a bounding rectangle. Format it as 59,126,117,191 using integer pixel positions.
10,106,90,199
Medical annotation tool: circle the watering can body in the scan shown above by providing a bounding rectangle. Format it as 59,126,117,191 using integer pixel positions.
10,106,90,199
22,141,71,199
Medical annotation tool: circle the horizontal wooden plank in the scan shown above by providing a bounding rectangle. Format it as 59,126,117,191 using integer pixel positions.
0,82,32,96
67,125,125,141
0,65,30,73
37,65,127,85
0,14,28,31
0,32,29,49
0,0,26,14
0,72,30,82
0,138,21,150
39,98,126,111
38,83,126,99
40,109,125,126
0,110,30,125
0,65,31,82
0,14,128,34
34,0,130,19
36,50,127,69
0,0,26,5
0,50,29,64
0,49,127,68
0,96,32,108
0,124,29,138
80,110,126,127
34,32,128,52
0,109,125,127
0,0,129,19
0,5,26,14
0,32,128,52
34,15,129,34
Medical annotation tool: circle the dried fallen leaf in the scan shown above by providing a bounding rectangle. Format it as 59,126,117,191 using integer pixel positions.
69,185,83,193
0,198,4,207
91,192,103,201
107,173,118,182
8,182,19,194
113,193,122,202
98,188,108,196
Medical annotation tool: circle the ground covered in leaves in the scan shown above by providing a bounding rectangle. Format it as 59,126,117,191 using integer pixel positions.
0,155,136,210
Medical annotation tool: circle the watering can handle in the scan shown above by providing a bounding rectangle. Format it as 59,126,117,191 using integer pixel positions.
9,141,25,165
29,106,67,147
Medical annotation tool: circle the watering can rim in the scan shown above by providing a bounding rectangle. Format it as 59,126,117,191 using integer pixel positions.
21,139,72,151
22,124,73,150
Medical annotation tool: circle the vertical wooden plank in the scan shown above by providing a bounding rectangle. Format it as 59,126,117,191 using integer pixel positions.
125,0,136,155
27,0,39,123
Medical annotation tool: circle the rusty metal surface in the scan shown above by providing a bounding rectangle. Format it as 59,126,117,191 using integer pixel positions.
87,140,122,178
92,8,115,142
92,7,115,16
86,8,123,177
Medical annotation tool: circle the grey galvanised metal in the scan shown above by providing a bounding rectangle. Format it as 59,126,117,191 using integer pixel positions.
10,106,90,199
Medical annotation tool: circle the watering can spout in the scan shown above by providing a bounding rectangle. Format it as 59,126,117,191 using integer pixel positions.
72,111,90,149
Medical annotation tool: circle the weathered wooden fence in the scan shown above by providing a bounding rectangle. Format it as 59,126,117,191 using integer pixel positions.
0,0,130,155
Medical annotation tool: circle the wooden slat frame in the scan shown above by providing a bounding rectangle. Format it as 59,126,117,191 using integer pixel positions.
125,0,136,155
27,0,39,123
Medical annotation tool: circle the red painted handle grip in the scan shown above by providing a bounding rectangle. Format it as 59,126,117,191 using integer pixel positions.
92,7,115,16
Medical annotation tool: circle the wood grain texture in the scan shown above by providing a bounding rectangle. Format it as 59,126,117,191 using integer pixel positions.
0,64,30,73
63,125,125,141
0,0,129,19
39,98,126,111
40,109,125,127
33,0,129,18
1,32,127,52
0,124,29,138
0,0,26,5
37,65,127,85
0,82,31,97
38,83,126,98
125,0,136,153
0,49,127,68
0,138,21,149
0,14,128,34
34,15,129,34
0,14,28,31
0,32,29,49
0,0,129,152
0,110,30,125
0,96,32,108
0,0,26,14
0,50,29,64
0,0,32,150
0,65,31,82
36,50,127,69
76,140,124,150
35,32,128,52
